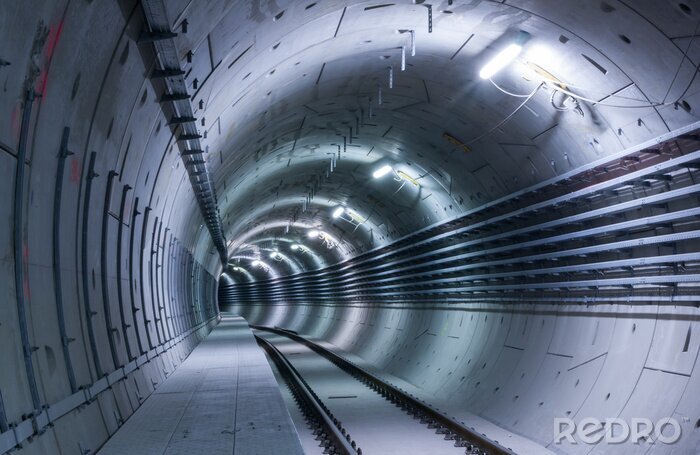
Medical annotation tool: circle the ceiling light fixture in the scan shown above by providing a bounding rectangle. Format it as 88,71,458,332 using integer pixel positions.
372,164,393,179
330,204,366,229
479,43,522,79
306,229,338,249
480,31,531,80
332,207,345,218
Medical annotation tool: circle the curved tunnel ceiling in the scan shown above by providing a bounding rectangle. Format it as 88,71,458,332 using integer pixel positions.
181,0,700,280
2,1,700,454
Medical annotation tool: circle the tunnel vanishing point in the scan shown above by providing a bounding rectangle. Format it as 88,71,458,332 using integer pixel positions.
2,1,700,454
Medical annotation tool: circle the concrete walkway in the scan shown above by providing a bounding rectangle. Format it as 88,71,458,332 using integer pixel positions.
98,315,303,455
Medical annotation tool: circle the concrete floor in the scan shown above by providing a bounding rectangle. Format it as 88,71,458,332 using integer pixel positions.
98,316,303,455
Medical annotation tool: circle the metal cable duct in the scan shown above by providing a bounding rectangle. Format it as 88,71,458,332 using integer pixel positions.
221,127,700,309
139,0,227,264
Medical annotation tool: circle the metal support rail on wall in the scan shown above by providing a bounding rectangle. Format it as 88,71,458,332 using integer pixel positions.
13,89,42,413
221,126,700,308
138,0,227,265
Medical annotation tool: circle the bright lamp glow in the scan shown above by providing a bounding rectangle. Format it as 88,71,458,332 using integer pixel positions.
291,244,299,251
252,259,261,267
270,251,280,259
308,229,320,238
372,164,393,179
332,207,345,218
479,44,522,79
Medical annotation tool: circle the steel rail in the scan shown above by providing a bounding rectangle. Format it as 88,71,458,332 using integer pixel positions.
254,325,515,455
254,334,359,455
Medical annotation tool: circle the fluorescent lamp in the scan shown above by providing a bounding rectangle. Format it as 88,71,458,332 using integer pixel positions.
252,260,261,267
479,44,522,79
270,251,280,259
372,164,393,179
291,244,299,251
308,229,320,238
332,207,345,218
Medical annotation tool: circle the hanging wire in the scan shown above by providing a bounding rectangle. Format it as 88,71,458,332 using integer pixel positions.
662,16,700,103
491,37,700,110
492,74,674,109
467,82,543,145
550,90,572,111
489,78,533,97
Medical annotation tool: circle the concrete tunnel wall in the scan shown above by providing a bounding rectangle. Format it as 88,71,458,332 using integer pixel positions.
2,0,700,454
1,2,220,454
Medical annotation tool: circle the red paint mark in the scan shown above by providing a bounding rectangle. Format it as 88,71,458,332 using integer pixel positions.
10,103,21,145
36,19,65,99
45,20,64,61
70,158,81,183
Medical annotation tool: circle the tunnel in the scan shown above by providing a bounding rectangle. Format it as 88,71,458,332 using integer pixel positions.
2,0,700,453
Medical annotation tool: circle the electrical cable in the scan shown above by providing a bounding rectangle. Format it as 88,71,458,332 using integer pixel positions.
490,31,700,111
542,78,673,108
494,73,674,109
550,89,571,111
467,82,543,145
662,16,700,103
489,78,533,97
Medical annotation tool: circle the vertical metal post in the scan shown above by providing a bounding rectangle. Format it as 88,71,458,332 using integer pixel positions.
81,151,104,377
100,170,123,369
149,215,164,345
13,89,42,410
116,185,135,361
128,197,147,354
53,127,79,391
139,205,158,348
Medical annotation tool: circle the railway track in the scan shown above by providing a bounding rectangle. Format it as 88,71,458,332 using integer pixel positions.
254,325,514,455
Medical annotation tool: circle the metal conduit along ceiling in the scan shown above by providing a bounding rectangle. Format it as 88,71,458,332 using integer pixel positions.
1,0,700,454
